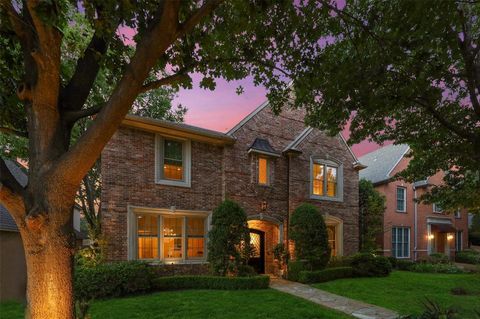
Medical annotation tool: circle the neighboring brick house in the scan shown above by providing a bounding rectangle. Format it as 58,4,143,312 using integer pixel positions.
101,101,364,274
359,144,469,261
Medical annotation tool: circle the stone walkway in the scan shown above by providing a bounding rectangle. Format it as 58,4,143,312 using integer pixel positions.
270,278,398,319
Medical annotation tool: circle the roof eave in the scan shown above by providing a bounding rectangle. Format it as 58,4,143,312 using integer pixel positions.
247,148,281,158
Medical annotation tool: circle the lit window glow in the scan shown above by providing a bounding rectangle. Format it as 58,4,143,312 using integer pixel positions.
258,157,268,185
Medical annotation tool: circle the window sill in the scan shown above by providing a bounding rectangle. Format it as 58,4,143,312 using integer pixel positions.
143,260,208,265
310,194,343,202
156,179,191,188
396,210,407,213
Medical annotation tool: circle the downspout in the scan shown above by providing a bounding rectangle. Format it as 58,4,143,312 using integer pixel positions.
285,153,290,246
413,185,418,261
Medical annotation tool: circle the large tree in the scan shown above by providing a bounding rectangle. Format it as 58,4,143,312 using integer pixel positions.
0,1,339,318
294,0,480,213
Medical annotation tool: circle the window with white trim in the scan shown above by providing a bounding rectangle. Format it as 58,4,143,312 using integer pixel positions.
433,203,443,213
310,158,343,201
392,227,410,258
135,213,207,262
454,209,461,219
456,230,463,251
258,157,269,185
155,136,191,187
396,187,406,212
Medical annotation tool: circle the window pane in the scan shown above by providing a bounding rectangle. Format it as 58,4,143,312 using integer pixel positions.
312,163,324,195
138,237,158,259
137,215,158,236
258,158,268,185
164,217,183,237
327,225,336,256
187,238,204,258
396,188,405,211
163,140,183,180
326,166,337,197
163,238,182,258
187,217,205,237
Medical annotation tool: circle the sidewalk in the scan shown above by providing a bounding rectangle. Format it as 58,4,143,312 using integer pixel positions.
270,278,398,319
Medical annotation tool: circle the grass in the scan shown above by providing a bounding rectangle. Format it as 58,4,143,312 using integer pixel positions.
314,271,480,317
0,289,352,319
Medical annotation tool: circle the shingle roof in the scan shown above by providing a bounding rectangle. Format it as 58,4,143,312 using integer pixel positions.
248,138,281,157
358,144,410,184
0,159,27,232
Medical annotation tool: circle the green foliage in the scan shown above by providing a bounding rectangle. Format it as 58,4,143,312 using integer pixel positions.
350,253,392,277
395,259,415,271
298,267,354,284
287,260,309,282
470,232,480,246
152,275,270,291
327,256,353,268
425,253,450,264
289,203,330,269
74,261,154,301
207,200,251,276
409,263,464,274
273,243,290,269
359,179,385,252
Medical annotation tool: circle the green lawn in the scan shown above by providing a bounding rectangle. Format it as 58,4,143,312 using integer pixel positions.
314,271,480,317
0,289,352,319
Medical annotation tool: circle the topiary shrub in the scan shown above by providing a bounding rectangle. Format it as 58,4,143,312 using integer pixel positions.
152,275,270,290
350,253,392,277
74,261,154,301
298,267,354,284
289,203,330,270
207,200,251,276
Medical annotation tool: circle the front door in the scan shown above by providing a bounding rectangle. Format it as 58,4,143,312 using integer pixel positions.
248,229,265,274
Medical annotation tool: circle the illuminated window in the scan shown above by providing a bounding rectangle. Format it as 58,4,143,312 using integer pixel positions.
327,225,336,256
258,157,269,185
156,136,191,187
135,213,206,262
311,159,342,200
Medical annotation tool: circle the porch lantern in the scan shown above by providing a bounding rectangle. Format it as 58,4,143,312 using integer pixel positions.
428,234,435,240
447,234,454,241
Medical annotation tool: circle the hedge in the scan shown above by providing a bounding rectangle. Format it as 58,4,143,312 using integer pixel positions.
152,275,270,290
287,260,309,282
350,253,392,277
455,250,480,265
298,267,354,284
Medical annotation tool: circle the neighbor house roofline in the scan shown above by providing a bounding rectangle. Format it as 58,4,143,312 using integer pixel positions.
386,146,411,177
122,115,236,146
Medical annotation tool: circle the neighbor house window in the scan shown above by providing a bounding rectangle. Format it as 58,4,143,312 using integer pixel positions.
433,203,443,213
456,231,463,251
311,158,343,201
258,157,269,185
134,212,207,262
156,136,191,187
454,209,461,219
396,187,406,212
392,227,410,258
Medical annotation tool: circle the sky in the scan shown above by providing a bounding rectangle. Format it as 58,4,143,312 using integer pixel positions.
173,77,384,158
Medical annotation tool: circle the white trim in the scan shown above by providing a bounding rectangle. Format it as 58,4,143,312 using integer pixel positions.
309,157,344,202
227,100,270,135
386,146,410,177
433,203,443,214
155,135,191,188
391,226,411,258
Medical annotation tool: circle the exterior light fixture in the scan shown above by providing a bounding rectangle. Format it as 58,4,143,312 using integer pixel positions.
428,234,434,240
447,234,454,241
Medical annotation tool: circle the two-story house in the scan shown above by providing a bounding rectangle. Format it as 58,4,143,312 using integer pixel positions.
359,144,469,260
101,101,364,274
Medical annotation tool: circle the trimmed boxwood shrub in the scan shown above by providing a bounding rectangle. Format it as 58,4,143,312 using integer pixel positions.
350,253,392,277
289,204,330,270
298,267,354,284
152,275,270,290
410,263,464,274
287,260,309,282
456,250,480,265
74,261,154,300
396,259,415,271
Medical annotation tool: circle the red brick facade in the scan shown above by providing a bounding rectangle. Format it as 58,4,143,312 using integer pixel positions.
101,105,361,272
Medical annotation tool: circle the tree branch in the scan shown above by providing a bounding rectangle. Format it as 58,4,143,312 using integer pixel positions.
63,103,104,124
140,73,191,93
0,159,26,221
176,0,224,38
0,127,28,138
0,0,31,43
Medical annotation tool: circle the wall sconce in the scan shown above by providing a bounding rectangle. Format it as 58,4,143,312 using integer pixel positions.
447,234,454,241
261,201,267,211
428,234,434,240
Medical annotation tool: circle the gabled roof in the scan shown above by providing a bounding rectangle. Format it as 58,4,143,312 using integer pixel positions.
358,144,410,184
122,115,235,146
248,138,281,157
0,159,28,232
227,100,270,136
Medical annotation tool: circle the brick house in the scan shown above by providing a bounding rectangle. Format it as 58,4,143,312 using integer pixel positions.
359,144,469,261
101,102,363,274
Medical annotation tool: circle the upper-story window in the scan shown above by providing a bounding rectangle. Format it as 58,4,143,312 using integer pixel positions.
454,209,461,219
258,157,269,185
310,158,343,201
433,203,443,213
396,187,407,212
155,135,191,187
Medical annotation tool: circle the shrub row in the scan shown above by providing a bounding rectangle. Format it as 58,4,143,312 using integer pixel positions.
298,267,354,284
409,262,464,274
74,261,154,300
350,253,392,277
152,275,270,290
455,250,480,265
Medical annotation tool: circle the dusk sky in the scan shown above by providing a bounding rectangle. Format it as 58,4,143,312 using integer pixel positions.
173,76,384,158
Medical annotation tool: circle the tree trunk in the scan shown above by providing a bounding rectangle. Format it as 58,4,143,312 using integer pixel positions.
20,206,75,319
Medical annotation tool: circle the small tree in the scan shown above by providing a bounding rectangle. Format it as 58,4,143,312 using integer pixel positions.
289,203,330,269
207,200,250,276
359,179,386,252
